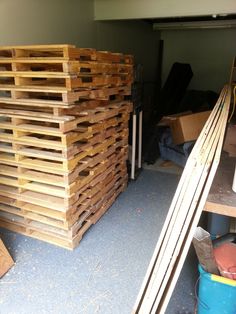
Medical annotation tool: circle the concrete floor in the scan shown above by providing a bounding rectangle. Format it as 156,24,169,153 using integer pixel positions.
0,170,198,314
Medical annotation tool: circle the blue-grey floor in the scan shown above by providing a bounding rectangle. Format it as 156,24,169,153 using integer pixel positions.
0,170,198,314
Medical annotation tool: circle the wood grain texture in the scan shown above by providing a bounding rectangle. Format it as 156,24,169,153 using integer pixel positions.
0,238,14,277
0,44,133,250
204,152,236,217
133,85,231,313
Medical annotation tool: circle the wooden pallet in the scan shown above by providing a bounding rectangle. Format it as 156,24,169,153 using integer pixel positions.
0,44,133,64
0,98,132,119
0,103,127,138
0,107,131,173
0,45,96,61
0,60,133,75
0,87,131,108
0,85,91,104
0,44,132,249
0,151,121,202
0,87,132,110
0,74,131,92
0,145,127,207
0,157,126,224
0,185,123,250
0,165,127,249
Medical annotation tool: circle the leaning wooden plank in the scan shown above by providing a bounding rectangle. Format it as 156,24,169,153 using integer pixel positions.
136,85,230,312
157,86,231,314
0,238,14,277
152,124,224,312
138,89,227,312
132,86,227,313
133,95,224,311
151,87,230,313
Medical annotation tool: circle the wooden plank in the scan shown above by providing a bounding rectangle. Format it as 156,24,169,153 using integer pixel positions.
204,152,236,217
133,85,230,313
146,91,227,309
151,89,230,313
133,86,227,313
157,86,231,314
0,238,14,277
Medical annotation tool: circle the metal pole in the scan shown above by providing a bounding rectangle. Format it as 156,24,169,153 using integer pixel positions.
138,110,143,169
131,113,137,180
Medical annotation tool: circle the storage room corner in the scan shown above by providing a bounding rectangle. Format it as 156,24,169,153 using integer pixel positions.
0,1,236,313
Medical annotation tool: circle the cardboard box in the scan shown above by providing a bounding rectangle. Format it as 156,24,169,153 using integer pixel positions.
169,111,211,145
158,111,192,127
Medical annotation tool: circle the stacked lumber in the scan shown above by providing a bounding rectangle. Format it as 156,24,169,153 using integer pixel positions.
133,85,231,313
0,44,133,249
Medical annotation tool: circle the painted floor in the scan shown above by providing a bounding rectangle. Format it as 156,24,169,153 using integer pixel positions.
0,170,198,314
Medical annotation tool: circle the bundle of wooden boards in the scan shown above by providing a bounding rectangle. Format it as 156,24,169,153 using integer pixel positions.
133,85,231,313
0,44,133,249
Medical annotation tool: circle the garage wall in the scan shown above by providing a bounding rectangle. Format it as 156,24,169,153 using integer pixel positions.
0,0,95,47
94,0,236,20
96,21,160,81
0,1,158,82
161,28,236,92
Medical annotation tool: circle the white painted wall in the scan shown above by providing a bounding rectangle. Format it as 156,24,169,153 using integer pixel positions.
0,0,95,47
94,0,236,20
161,28,236,92
96,21,160,81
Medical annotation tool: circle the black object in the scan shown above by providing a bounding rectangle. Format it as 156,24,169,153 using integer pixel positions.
157,62,193,116
143,125,161,164
131,83,142,111
213,233,236,248
178,89,219,113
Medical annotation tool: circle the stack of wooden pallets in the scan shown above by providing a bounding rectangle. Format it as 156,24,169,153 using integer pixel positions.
0,44,133,249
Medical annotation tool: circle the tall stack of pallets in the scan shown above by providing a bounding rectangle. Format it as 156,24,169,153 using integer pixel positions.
0,44,133,249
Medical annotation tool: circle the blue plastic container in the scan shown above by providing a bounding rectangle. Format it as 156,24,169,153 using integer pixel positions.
207,212,230,237
198,265,236,314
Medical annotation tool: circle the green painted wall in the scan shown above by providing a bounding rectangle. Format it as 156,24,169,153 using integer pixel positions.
0,1,158,81
94,0,236,20
161,28,236,92
0,0,96,47
96,20,160,81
